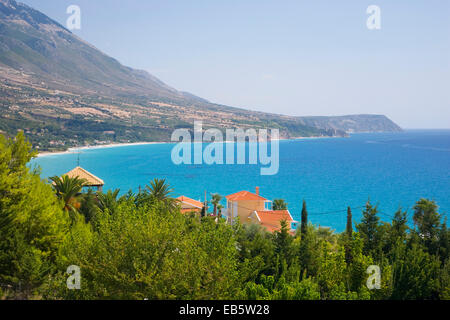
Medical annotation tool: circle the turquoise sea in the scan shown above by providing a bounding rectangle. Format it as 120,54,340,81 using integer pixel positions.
31,130,450,232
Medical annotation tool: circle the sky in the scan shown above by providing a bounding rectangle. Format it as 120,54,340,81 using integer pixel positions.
20,0,450,128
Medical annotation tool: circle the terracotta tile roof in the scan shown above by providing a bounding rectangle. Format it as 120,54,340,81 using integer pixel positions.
180,208,202,214
254,210,296,233
176,196,204,209
225,190,268,201
64,167,104,186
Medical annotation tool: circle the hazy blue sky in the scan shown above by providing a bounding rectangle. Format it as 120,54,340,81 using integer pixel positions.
20,0,450,128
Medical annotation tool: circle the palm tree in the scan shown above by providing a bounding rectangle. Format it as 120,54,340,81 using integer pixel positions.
211,193,223,216
146,178,174,200
50,175,86,213
79,188,98,223
97,189,121,214
273,199,287,210
217,204,224,218
145,178,176,210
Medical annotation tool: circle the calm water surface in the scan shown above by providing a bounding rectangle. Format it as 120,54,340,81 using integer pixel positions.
31,130,450,232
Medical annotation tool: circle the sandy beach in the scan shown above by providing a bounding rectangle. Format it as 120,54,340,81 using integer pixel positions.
36,141,170,158
36,135,344,158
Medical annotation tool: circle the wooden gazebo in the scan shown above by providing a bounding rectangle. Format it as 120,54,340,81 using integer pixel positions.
64,166,104,192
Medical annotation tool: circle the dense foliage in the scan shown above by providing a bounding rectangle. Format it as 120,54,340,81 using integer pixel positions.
0,133,448,300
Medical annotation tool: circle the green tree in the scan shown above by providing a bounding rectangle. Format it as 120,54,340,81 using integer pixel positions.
270,277,321,300
217,204,224,218
346,207,353,238
356,201,381,259
439,259,450,300
53,201,240,299
345,206,353,264
235,223,276,284
144,178,177,210
346,233,373,293
438,219,449,263
50,175,86,219
316,242,348,299
273,199,287,210
97,189,122,215
211,193,223,216
392,209,408,239
273,220,295,278
79,188,99,223
200,205,206,218
145,178,174,200
391,244,440,299
3,132,448,300
300,200,308,239
413,199,441,255
383,209,408,258
298,225,320,279
0,132,68,298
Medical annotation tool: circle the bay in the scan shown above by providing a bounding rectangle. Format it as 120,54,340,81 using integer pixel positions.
31,129,450,232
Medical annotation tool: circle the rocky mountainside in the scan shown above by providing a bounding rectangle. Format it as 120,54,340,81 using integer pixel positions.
0,0,188,102
300,115,402,133
0,0,401,151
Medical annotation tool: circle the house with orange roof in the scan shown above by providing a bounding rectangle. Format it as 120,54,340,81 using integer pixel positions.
224,187,271,224
176,196,204,214
249,210,298,233
224,187,297,233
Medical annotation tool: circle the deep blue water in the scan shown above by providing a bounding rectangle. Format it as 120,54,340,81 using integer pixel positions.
31,130,450,232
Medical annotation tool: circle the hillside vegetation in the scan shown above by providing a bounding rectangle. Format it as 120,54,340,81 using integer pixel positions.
0,0,400,151
0,133,448,300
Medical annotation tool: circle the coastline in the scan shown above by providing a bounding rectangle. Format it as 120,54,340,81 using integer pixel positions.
36,134,348,158
36,141,171,158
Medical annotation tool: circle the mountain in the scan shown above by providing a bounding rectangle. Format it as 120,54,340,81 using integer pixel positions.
0,0,187,101
299,114,402,133
0,0,401,151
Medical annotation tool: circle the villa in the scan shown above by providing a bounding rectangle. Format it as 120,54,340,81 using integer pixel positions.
224,187,297,233
176,196,204,214
249,210,297,233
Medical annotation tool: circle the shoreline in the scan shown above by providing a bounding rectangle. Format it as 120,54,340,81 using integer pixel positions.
36,135,347,158
36,141,171,158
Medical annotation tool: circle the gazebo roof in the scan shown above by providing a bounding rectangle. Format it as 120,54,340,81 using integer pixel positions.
64,166,104,186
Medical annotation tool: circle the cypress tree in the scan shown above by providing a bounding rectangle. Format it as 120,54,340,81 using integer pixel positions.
346,206,353,238
299,201,314,278
345,206,353,264
200,205,206,218
301,200,308,238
